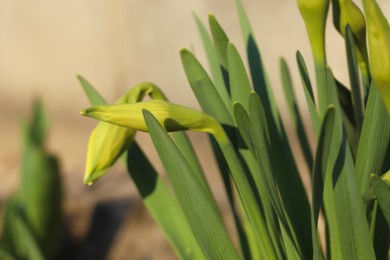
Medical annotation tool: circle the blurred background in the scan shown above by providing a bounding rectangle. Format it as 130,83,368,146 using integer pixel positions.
0,0,389,259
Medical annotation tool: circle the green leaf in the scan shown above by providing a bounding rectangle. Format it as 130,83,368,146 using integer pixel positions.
248,92,304,258
30,99,49,146
228,42,251,110
1,193,21,256
280,57,314,169
180,49,234,126
12,217,44,260
77,75,107,106
370,201,390,260
20,145,62,259
323,67,376,260
371,174,390,226
335,80,359,159
0,248,15,260
209,14,230,69
143,110,239,259
296,51,320,137
345,25,363,135
233,102,252,152
234,101,284,260
194,14,231,112
171,132,209,193
1,194,44,260
126,142,205,260
235,0,280,132
355,84,390,195
311,106,335,260
181,48,252,257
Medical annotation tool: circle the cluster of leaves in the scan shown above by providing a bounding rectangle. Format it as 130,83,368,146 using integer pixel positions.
0,101,62,260
80,0,390,259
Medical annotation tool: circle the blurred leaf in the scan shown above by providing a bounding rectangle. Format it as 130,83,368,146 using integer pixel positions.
143,110,239,259
0,247,15,260
77,75,107,106
1,193,44,260
126,142,205,260
1,193,21,256
20,145,62,259
30,99,49,146
280,57,314,168
12,216,44,260
194,14,231,112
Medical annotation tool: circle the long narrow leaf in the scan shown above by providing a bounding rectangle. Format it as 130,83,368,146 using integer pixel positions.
194,14,231,111
233,102,284,259
345,26,363,135
371,174,390,226
323,68,375,259
311,106,335,260
280,57,314,168
180,49,234,126
235,0,280,132
248,92,304,258
355,84,390,195
209,14,229,69
143,110,239,259
77,75,107,106
296,51,320,137
126,142,205,260
228,43,251,110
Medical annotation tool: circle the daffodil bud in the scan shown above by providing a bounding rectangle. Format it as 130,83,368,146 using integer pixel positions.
81,100,224,140
83,83,166,185
297,0,330,63
382,170,390,186
363,0,390,113
332,0,368,64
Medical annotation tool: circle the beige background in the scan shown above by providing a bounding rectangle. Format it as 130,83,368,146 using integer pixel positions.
0,0,389,258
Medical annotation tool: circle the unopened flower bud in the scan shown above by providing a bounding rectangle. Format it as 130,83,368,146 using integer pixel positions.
363,0,390,112
81,100,223,140
332,0,368,64
83,83,166,185
297,0,330,63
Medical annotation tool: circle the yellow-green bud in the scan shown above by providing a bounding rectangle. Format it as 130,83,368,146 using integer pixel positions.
332,0,368,64
382,170,390,186
363,0,390,113
297,0,330,63
84,123,135,185
81,100,224,141
83,83,166,185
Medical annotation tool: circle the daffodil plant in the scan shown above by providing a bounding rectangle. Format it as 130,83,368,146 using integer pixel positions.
80,0,390,259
